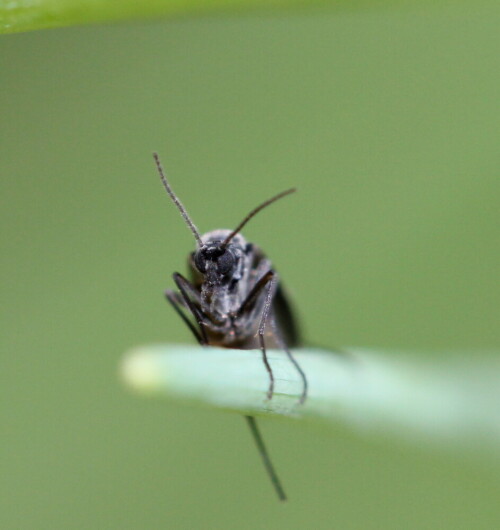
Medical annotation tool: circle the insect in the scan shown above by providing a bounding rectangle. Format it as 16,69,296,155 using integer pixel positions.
153,153,307,501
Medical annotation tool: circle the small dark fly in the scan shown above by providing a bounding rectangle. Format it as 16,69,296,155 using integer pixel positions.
153,153,307,501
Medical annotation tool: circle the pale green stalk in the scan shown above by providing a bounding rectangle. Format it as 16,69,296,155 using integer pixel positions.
122,344,500,451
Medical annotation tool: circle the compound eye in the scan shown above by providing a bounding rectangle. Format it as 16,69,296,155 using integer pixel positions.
217,251,235,275
193,251,206,273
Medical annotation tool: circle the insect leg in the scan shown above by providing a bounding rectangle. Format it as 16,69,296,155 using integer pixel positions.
172,272,209,345
172,272,203,305
240,270,276,400
271,315,308,404
244,415,287,501
236,269,274,318
236,270,277,399
165,290,204,345
258,272,278,400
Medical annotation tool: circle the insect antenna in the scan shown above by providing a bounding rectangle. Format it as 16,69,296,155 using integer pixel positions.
222,188,296,247
153,153,202,246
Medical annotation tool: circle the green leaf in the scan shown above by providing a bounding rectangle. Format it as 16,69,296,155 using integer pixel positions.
122,344,500,453
0,0,410,36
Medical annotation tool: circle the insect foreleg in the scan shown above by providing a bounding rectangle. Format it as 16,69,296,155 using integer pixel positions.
236,270,278,399
236,270,274,318
165,290,204,345
172,272,202,305
172,272,209,345
258,272,278,400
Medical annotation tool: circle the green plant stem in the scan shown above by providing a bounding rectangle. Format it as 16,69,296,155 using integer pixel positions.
0,0,446,35
0,0,356,35
122,344,500,450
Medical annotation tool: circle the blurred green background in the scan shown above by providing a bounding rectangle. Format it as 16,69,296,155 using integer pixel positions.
1,3,500,528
